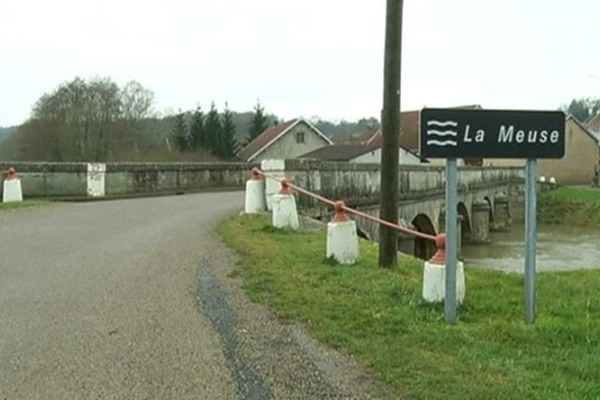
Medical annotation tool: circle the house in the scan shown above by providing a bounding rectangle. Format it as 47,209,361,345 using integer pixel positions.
538,116,599,184
237,119,333,162
300,143,426,165
334,127,381,145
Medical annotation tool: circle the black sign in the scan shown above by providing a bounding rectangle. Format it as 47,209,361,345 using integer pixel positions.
420,108,565,159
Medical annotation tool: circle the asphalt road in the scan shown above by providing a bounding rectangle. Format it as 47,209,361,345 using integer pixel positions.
0,192,394,400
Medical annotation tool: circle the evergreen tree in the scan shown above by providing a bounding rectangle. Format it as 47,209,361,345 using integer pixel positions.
190,106,205,150
220,102,237,158
248,100,269,141
171,112,189,152
204,102,222,155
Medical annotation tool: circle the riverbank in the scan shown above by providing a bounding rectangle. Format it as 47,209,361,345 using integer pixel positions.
539,186,600,226
220,214,600,400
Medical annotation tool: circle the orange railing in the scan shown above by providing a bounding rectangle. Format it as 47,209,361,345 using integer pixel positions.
251,168,446,264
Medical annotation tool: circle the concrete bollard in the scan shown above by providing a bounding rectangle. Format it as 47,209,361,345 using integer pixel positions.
422,261,466,303
470,200,491,244
87,163,106,197
326,201,359,264
244,169,266,214
261,159,285,211
491,195,511,231
423,235,466,303
2,168,23,203
272,179,299,229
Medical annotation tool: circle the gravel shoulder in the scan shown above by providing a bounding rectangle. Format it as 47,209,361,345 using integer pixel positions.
208,216,398,399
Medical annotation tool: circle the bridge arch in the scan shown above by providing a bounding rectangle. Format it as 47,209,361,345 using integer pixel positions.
483,196,493,223
457,202,471,241
411,213,436,260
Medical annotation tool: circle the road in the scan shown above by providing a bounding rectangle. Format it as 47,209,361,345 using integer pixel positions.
0,192,393,399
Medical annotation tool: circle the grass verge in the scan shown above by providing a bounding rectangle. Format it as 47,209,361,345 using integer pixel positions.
539,186,600,226
0,200,48,211
220,214,600,400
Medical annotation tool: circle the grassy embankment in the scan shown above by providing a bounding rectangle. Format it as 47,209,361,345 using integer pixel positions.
220,214,600,400
539,185,600,226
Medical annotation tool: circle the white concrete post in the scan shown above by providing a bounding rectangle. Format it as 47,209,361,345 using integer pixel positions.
326,202,359,264
422,235,466,304
244,169,266,214
422,261,465,304
2,168,23,203
87,163,106,197
261,159,285,211
272,179,299,229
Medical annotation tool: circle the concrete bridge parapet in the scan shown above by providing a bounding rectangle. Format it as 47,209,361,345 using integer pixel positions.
0,161,254,199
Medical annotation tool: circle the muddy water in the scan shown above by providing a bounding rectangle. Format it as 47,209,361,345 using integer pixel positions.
461,224,600,273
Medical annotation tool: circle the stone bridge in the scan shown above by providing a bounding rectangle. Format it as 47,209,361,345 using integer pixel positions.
0,160,525,259
265,160,525,259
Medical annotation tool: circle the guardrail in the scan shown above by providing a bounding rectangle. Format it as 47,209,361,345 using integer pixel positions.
250,167,447,264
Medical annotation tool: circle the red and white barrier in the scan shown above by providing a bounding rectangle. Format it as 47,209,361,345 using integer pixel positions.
326,201,359,264
3,168,23,203
244,168,266,214
248,167,467,305
272,179,299,229
422,235,466,303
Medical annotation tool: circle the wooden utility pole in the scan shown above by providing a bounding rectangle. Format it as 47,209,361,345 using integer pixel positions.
379,0,403,267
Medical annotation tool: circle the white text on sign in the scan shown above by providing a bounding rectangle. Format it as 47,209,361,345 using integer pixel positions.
463,125,561,144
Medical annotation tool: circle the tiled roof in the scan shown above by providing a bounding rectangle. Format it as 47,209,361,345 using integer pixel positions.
370,111,420,151
371,106,483,153
300,144,380,161
334,127,381,145
237,119,298,161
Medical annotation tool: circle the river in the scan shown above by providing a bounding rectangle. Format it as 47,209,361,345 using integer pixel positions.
461,223,600,273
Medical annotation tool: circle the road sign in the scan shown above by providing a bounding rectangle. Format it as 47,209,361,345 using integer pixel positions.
420,108,565,158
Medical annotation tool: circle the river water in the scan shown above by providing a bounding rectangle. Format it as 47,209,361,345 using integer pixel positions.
461,223,600,273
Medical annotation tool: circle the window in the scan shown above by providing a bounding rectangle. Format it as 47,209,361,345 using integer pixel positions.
295,131,305,144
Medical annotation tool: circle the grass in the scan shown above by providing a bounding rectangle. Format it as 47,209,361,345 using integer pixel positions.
220,215,600,400
0,200,48,211
539,186,600,226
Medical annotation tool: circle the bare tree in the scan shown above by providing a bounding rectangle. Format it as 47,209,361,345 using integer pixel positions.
20,77,155,161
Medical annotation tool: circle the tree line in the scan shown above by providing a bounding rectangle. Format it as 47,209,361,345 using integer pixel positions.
4,77,278,162
0,76,383,162
15,77,156,161
170,101,270,159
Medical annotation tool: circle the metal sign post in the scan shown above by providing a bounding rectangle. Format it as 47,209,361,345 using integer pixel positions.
420,108,565,325
524,159,537,324
445,158,458,324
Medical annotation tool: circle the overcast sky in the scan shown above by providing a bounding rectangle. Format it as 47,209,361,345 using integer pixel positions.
1,0,599,126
